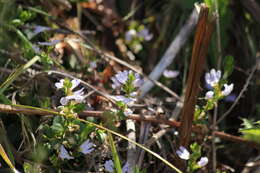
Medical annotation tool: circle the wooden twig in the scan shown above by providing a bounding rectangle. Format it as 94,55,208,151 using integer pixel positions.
213,131,260,149
1,104,259,149
179,4,216,147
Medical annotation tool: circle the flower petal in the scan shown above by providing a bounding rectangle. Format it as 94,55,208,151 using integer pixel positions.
104,160,114,172
59,145,74,160
197,157,208,167
176,146,190,160
79,140,94,154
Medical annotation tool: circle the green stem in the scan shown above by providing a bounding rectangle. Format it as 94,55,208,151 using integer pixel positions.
108,132,122,173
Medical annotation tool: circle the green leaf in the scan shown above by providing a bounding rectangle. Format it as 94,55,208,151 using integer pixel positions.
0,56,40,95
80,125,95,142
51,123,64,134
240,118,255,129
53,116,65,125
108,133,122,173
73,103,86,113
240,128,260,144
223,55,234,79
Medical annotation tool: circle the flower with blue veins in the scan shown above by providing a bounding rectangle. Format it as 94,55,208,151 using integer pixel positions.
104,160,114,172
205,69,221,87
104,160,130,173
59,145,74,160
176,146,190,160
79,140,94,154
138,28,153,41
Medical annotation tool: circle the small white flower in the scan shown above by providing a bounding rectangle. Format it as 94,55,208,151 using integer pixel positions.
71,79,81,90
197,157,208,167
163,70,179,78
138,28,153,41
205,69,221,87
59,145,74,160
104,160,114,172
205,91,214,99
124,108,133,116
55,79,65,89
79,140,94,154
125,29,137,42
122,162,130,173
221,83,234,96
176,146,190,160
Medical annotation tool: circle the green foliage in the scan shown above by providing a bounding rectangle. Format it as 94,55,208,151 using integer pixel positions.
223,55,234,79
39,53,54,69
187,143,203,172
239,118,260,143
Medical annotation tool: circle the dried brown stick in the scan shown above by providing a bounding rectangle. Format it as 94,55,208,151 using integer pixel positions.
179,5,216,147
1,104,259,148
213,131,260,149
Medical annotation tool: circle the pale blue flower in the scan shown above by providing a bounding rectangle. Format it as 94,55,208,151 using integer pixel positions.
104,160,114,172
197,157,208,167
205,69,221,87
125,29,137,41
138,28,153,41
205,91,214,99
60,88,85,105
111,70,143,89
133,73,143,87
59,145,74,160
113,95,136,105
176,146,190,160
55,79,65,89
122,162,130,173
71,79,81,90
38,40,60,46
163,70,179,78
33,26,51,36
221,83,234,96
79,140,94,154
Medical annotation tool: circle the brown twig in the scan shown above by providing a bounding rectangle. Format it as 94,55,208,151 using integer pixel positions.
1,104,259,149
213,131,260,149
179,4,216,147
